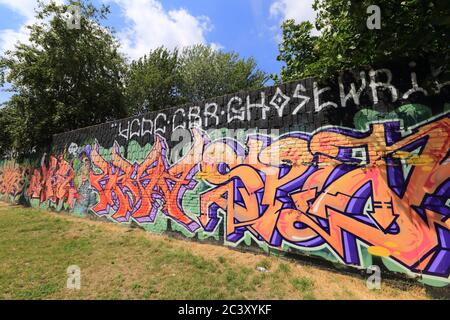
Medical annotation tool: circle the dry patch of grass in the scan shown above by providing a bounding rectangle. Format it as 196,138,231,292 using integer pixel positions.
0,202,432,300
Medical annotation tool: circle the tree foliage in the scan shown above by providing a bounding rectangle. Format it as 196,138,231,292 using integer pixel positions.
178,45,268,103
0,0,127,156
125,44,268,113
276,0,450,82
125,47,182,115
0,106,13,157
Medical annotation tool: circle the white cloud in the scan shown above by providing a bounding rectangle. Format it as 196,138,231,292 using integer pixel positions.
270,0,318,34
0,27,30,54
0,0,220,60
0,0,64,54
0,0,35,54
0,0,38,20
106,0,220,61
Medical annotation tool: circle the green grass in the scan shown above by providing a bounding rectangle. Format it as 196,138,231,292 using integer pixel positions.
291,277,315,299
257,258,272,271
278,263,291,273
0,204,433,300
0,206,285,299
217,256,226,264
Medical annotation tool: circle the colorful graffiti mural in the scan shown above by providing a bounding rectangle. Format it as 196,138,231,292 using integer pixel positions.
89,129,205,231
199,114,450,281
0,161,29,202
1,110,449,287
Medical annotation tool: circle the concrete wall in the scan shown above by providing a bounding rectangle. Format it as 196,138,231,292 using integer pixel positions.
1,62,449,287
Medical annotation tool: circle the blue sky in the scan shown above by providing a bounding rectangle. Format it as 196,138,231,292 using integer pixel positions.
0,0,317,104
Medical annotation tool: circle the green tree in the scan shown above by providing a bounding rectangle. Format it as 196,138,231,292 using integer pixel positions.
275,0,450,82
0,0,127,155
124,47,182,115
124,44,268,114
0,106,13,157
179,44,268,103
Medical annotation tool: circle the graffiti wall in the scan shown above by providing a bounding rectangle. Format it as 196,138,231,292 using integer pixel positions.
1,63,449,287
